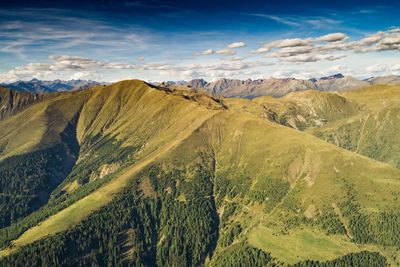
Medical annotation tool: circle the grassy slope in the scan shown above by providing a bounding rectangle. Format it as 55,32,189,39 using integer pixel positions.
308,85,400,168
0,80,220,256
1,82,400,264
159,105,400,265
0,90,86,160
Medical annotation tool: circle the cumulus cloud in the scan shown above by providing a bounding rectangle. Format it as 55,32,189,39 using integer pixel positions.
252,28,400,63
0,54,175,82
206,61,273,71
251,47,270,54
216,49,236,55
268,46,314,58
0,52,276,82
269,38,313,48
359,32,384,45
70,71,94,80
193,48,214,56
195,42,244,57
269,65,354,80
380,34,400,45
316,33,348,42
280,53,346,63
221,57,245,62
227,42,246,49
319,65,351,76
252,38,314,55
366,64,386,73
391,64,400,71
366,63,400,74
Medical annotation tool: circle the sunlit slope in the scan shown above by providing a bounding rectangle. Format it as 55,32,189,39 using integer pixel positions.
309,85,400,168
0,89,88,227
1,81,400,266
235,85,400,169
0,80,221,254
172,110,400,265
0,90,86,160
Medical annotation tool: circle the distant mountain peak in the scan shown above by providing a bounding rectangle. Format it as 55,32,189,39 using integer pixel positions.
1,79,107,93
159,73,397,99
319,73,344,80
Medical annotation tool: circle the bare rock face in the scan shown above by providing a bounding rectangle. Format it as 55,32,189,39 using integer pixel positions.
0,87,44,119
1,79,106,93
365,75,400,85
177,74,387,98
312,75,370,92
206,78,244,94
188,78,208,89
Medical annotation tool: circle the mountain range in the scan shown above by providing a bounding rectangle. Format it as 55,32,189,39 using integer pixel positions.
0,80,399,266
161,74,400,98
3,74,400,98
1,79,107,93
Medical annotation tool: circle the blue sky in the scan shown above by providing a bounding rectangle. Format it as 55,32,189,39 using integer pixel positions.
0,0,399,82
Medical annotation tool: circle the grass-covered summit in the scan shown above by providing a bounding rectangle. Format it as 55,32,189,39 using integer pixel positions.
0,81,399,266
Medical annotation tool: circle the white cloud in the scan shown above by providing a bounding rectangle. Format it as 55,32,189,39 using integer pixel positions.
70,71,94,80
316,33,348,42
2,25,400,83
366,63,400,74
268,38,313,48
0,54,175,82
227,42,246,49
221,57,245,61
280,53,346,63
251,47,270,54
268,46,313,58
390,64,400,71
380,34,400,45
216,49,236,55
193,48,214,56
202,49,215,55
366,64,387,73
359,32,384,45
319,65,351,76
252,28,400,64
0,53,276,83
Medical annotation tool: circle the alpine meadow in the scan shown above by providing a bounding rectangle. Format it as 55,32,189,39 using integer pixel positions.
0,0,400,266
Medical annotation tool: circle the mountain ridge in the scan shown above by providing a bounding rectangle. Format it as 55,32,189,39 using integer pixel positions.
161,74,400,98
1,79,107,93
0,80,399,266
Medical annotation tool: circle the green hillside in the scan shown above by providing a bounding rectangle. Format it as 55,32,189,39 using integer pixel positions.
308,85,400,168
0,81,399,266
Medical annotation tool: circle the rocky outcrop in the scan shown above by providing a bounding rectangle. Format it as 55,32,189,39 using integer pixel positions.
164,74,388,98
0,87,45,119
365,75,400,85
1,79,106,93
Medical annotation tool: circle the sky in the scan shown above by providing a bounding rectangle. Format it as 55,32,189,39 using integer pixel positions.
0,0,399,82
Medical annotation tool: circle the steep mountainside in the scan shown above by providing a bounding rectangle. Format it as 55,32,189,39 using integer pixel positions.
0,81,399,266
0,86,48,119
2,79,106,93
366,75,400,85
309,85,400,168
312,74,370,92
165,74,400,98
